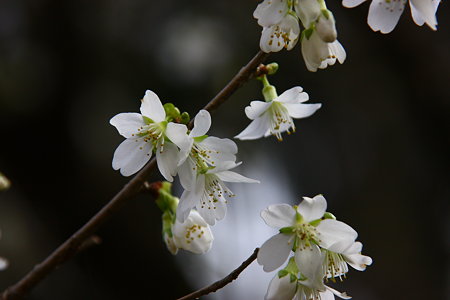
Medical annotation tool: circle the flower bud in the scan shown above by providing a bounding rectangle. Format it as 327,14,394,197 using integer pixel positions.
315,9,337,43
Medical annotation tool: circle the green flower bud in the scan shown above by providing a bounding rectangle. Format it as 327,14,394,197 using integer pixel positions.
163,103,181,122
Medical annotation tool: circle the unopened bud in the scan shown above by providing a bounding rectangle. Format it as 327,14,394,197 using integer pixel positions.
266,63,279,75
315,10,337,43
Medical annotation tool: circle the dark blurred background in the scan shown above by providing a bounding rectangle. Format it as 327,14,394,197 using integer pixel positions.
0,0,449,299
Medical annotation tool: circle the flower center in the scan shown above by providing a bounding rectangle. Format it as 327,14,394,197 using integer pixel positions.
184,224,206,245
199,174,235,210
268,102,295,141
293,222,319,249
324,250,348,281
133,121,166,148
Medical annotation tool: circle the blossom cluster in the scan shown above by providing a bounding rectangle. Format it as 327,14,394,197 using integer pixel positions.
110,90,259,253
254,0,346,72
258,195,372,299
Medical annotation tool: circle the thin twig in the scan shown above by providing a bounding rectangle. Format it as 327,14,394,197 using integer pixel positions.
177,248,259,300
1,50,269,300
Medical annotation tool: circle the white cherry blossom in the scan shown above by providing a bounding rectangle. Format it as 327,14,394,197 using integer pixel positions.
342,0,440,33
257,195,358,280
260,13,301,53
171,209,213,254
323,240,373,279
254,0,291,27
167,110,238,191
235,86,321,141
301,31,346,72
178,161,259,225
110,90,188,179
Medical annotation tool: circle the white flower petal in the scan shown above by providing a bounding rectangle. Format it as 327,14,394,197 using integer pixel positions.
140,90,165,122
294,244,322,279
198,137,237,164
216,170,260,183
178,187,202,223
326,286,352,299
265,274,297,300
190,110,211,137
260,204,296,229
297,195,327,223
367,0,406,34
295,0,321,28
197,197,227,226
316,219,358,249
178,158,197,191
112,138,152,177
254,0,289,27
409,0,439,30
284,103,322,119
342,0,367,8
109,113,145,138
245,101,273,120
156,140,179,182
172,210,214,254
166,122,190,150
276,86,308,104
257,233,292,272
345,252,373,271
235,113,270,140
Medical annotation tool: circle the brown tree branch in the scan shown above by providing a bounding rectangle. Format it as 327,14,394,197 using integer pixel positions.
177,248,259,300
1,50,269,300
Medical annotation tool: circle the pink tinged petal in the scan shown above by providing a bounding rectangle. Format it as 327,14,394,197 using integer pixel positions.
284,103,322,119
140,90,165,122
294,244,322,279
245,101,272,120
260,204,296,229
297,195,327,223
342,0,367,8
190,110,211,137
216,171,260,183
178,158,196,191
409,0,439,30
265,274,297,300
367,0,406,34
258,233,292,272
156,140,179,182
109,113,145,138
112,138,152,177
326,286,352,299
316,219,358,249
235,114,270,140
276,86,308,104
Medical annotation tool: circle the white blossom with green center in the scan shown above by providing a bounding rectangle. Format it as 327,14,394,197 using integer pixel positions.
342,0,440,33
110,90,188,179
178,161,259,225
235,83,321,141
257,195,358,280
167,110,238,192
265,256,351,300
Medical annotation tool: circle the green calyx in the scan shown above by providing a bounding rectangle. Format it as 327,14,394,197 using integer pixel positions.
163,103,190,124
193,135,208,143
301,27,315,41
322,212,336,220
155,181,178,215
278,257,299,283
